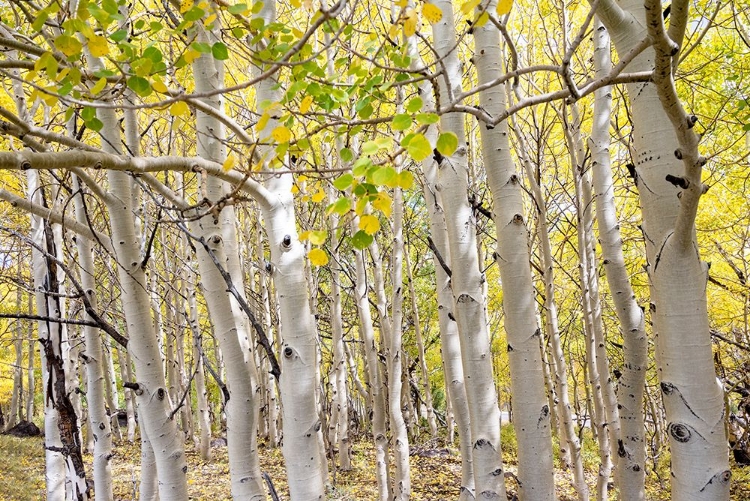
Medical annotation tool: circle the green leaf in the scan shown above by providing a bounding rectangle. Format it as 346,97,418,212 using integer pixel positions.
333,173,353,191
326,197,351,216
109,29,128,42
415,112,439,125
352,157,372,176
212,42,229,60
436,132,458,157
392,113,412,131
86,117,104,132
351,230,373,250
228,3,248,13
371,166,397,186
361,140,378,156
127,76,151,97
32,11,49,32
339,147,354,162
192,42,212,53
406,133,432,162
406,96,423,113
184,6,205,21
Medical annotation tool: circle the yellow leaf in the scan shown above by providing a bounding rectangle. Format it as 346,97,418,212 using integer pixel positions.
299,230,311,241
372,191,392,217
474,11,489,27
422,3,442,24
290,0,301,7
311,188,326,203
359,214,381,235
41,87,57,106
496,0,513,16
183,48,201,64
460,0,481,15
204,13,217,26
88,35,109,57
222,154,236,172
300,95,313,114
271,125,291,143
308,248,329,266
256,112,270,133
152,79,168,93
170,101,190,116
403,9,418,37
308,230,327,245
180,0,194,13
90,77,107,95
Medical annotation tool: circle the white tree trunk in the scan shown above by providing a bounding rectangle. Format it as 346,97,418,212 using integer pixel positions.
512,117,588,500
352,223,390,501
404,250,438,438
73,174,114,501
589,19,647,498
95,104,189,499
473,4,555,497
190,29,265,499
431,2,505,496
597,1,730,496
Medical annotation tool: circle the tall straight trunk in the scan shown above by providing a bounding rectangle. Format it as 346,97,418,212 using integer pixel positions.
512,116,588,500
8,285,23,430
190,27,265,499
252,3,326,496
404,31,473,495
370,219,410,499
597,1,730,497
187,269,212,461
430,3,505,496
117,346,136,442
404,250,437,438
94,104,189,499
73,175,114,501
473,3,555,497
352,224,390,501
26,301,35,422
589,19,647,499
327,189,352,471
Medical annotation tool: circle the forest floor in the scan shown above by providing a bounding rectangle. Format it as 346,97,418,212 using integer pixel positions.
1,430,749,500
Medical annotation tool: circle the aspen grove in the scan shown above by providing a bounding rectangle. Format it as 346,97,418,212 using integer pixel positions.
0,0,748,499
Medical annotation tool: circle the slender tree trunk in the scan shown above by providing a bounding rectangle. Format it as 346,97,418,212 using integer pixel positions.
512,115,588,500
190,26,265,499
589,19,647,498
404,250,437,438
73,174,114,501
352,222,390,501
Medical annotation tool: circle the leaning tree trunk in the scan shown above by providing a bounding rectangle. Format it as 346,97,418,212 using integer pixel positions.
95,104,189,501
596,0,730,497
189,24,265,500
589,19,647,498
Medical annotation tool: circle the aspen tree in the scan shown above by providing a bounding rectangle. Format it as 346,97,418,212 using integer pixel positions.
595,0,730,497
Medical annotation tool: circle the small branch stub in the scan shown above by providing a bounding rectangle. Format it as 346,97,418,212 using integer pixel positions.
281,234,292,250
665,174,689,189
283,346,294,359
